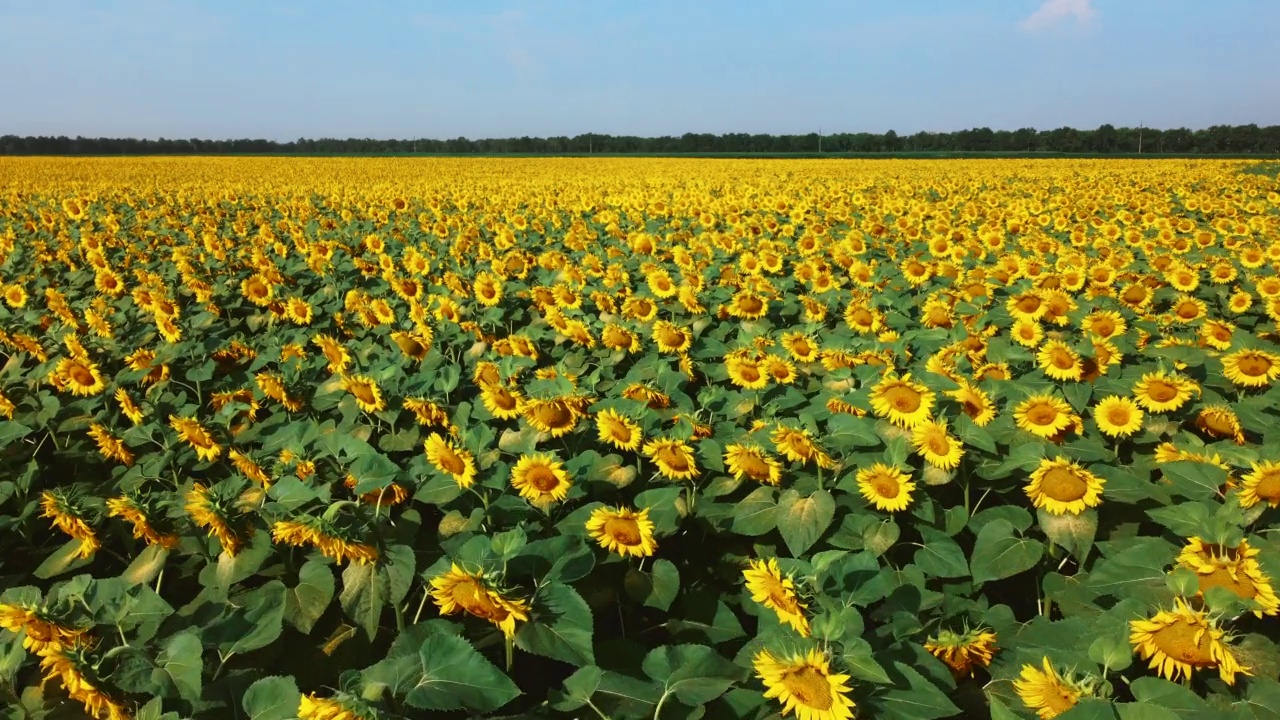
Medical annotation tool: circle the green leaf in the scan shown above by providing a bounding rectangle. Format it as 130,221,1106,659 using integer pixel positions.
34,539,93,579
515,583,595,667
878,662,961,720
341,559,386,641
776,488,835,556
840,639,893,684
970,519,1044,584
284,560,335,634
913,527,969,579
1057,699,1120,720
1129,677,1208,716
122,544,169,587
731,486,777,536
825,414,881,451
625,558,680,611
151,631,203,702
1115,704,1180,720
1037,508,1098,562
242,675,300,720
1240,677,1280,720
642,644,743,707
405,634,521,712
265,476,317,511
209,581,286,655
1161,461,1226,501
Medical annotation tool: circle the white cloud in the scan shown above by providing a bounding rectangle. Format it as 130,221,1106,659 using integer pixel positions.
1019,0,1097,31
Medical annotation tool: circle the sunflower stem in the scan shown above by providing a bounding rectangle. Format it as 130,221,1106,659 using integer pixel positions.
413,585,429,625
505,635,515,672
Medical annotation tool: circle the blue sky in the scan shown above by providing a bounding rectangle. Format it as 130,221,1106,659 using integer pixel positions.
0,0,1275,140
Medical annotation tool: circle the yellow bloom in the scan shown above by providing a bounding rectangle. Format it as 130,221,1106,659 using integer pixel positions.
1221,348,1280,388
1239,460,1280,508
1014,657,1087,719
106,495,178,549
39,644,132,720
724,443,783,485
510,453,572,508
925,627,998,677
0,603,84,653
40,491,99,560
869,373,934,428
185,483,245,556
771,424,836,470
856,463,915,512
86,423,133,466
424,432,476,488
643,437,700,480
170,414,222,462
912,419,964,471
54,356,105,396
341,374,385,413
753,648,855,720
1132,371,1196,413
1176,537,1279,616
1092,395,1143,438
743,558,809,636
1025,457,1105,515
1014,393,1077,439
1130,597,1249,685
429,563,528,638
595,408,643,451
114,388,145,425
586,505,657,558
272,518,378,565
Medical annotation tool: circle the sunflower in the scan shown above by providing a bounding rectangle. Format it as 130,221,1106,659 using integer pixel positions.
912,420,963,470
601,323,642,353
780,332,820,363
764,354,797,384
1037,340,1084,382
0,390,14,420
652,320,692,354
1176,537,1279,616
312,333,351,374
592,408,641,451
856,463,915,512
724,444,783,485
1130,597,1249,685
1092,395,1143,438
40,491,100,560
1025,457,1105,515
643,437,700,480
424,432,476,488
753,648,855,720
86,423,133,466
1221,348,1280,388
185,483,245,556
727,289,769,320
429,563,529,638
474,272,503,307
1239,460,1280,508
241,273,274,306
1014,393,1077,439
229,448,272,487
169,415,222,462
3,283,27,308
771,424,836,469
391,329,433,362
0,602,84,653
726,355,769,390
38,644,132,720
521,396,586,437
285,296,313,325
1007,291,1047,321
622,383,670,409
1132,371,1196,413
299,693,375,720
585,505,657,558
946,382,995,426
1081,310,1126,339
479,383,523,420
1195,405,1245,444
510,453,572,508
1014,658,1089,720
54,357,105,396
341,374,385,413
1011,318,1044,348
925,627,998,677
869,373,934,428
743,558,809,636
272,518,379,565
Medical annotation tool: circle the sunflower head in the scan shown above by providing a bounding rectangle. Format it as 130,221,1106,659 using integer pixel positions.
753,648,855,720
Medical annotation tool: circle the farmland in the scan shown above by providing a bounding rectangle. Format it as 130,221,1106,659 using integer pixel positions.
1,156,1279,720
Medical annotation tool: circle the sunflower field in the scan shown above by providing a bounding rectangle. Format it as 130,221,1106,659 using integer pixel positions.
1,157,1280,720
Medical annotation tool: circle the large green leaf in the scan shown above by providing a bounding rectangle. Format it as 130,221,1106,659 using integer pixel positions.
776,488,835,556
970,519,1044,584
151,631,203,703
642,644,743,707
515,582,595,667
731,486,777,536
242,676,299,720
913,527,969,578
284,560,335,634
405,634,521,712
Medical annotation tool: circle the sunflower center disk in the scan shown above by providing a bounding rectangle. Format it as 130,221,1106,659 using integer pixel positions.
603,518,642,546
1151,619,1217,666
781,666,834,710
885,387,921,413
526,466,560,492
437,450,467,475
1040,467,1089,502
1237,355,1271,377
1198,567,1257,601
1146,381,1178,402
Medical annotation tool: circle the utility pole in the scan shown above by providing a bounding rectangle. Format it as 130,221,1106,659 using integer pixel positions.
818,126,822,153
1138,123,1143,154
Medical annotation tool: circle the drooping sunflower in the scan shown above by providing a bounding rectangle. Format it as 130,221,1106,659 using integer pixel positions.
1092,395,1143,438
510,453,572,508
1132,371,1196,413
38,644,133,720
771,424,837,469
912,420,964,471
585,505,657,558
423,432,476,488
743,558,809,636
390,329,433,362
1014,393,1077,439
724,444,784,485
311,333,351,374
1037,340,1084,382
429,563,528,638
856,463,916,512
0,602,84,653
54,356,106,396
1025,457,1105,515
652,320,692,354
1130,597,1249,685
925,627,998,677
1239,460,1280,508
86,423,133,466
753,648,855,720
40,491,100,560
1195,405,1245,444
521,396,585,437
169,415,222,462
185,483,245,556
342,374,386,413
1176,537,1279,616
780,332,821,363
869,373,934,428
298,693,376,720
1014,657,1089,720
1221,348,1280,388
643,437,700,480
946,382,996,426
595,408,643,451
272,517,379,565
403,396,453,428
622,382,670,409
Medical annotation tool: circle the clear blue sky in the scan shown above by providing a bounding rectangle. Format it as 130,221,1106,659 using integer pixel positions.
1,0,1275,140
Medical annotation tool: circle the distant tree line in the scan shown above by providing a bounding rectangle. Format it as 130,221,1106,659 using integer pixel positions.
3,124,1280,155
